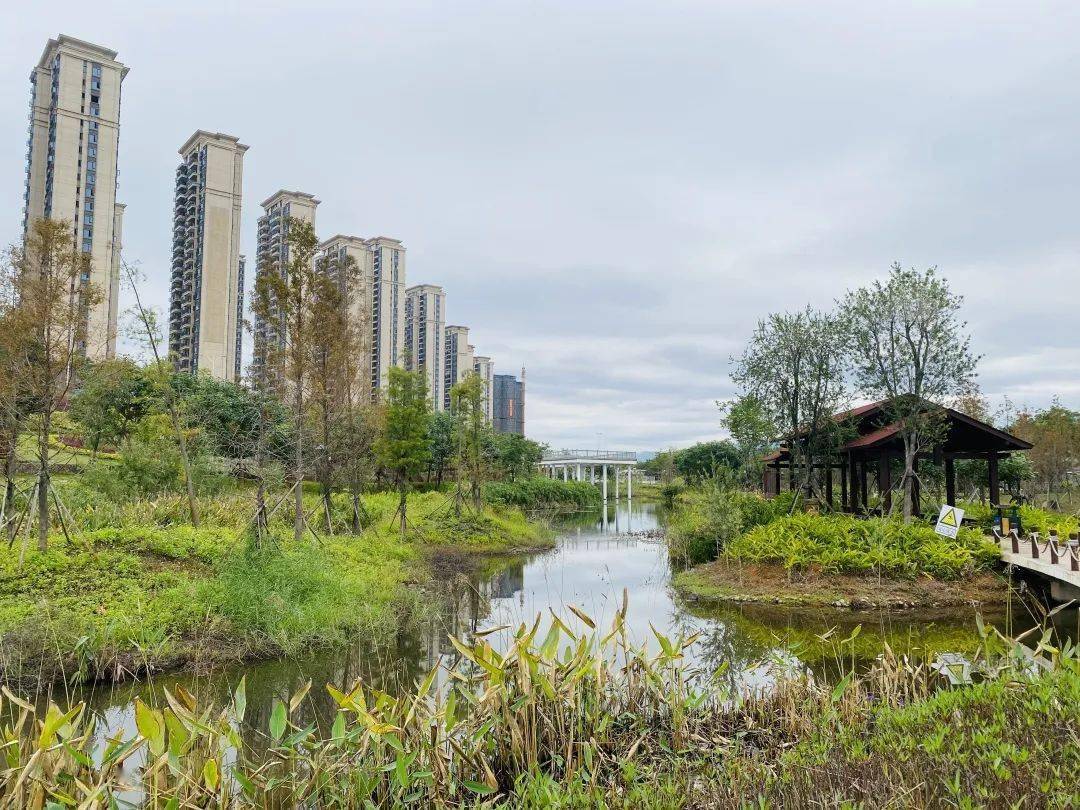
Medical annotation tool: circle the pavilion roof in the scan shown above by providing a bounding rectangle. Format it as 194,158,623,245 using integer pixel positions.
764,397,1032,461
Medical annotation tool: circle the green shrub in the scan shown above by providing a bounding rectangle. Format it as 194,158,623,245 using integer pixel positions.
726,512,999,579
668,488,782,565
958,500,1079,538
660,482,684,507
484,477,601,509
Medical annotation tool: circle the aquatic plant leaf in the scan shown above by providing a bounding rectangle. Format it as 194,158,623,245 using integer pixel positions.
203,757,219,792
233,676,247,722
568,604,596,629
290,679,312,713
269,700,287,742
134,699,165,756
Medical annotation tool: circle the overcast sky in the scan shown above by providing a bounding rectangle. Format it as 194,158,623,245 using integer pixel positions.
3,1,1078,452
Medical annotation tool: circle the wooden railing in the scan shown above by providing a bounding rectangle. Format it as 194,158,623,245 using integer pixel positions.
996,528,1080,573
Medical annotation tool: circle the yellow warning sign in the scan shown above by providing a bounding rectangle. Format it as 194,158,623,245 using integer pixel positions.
934,504,965,538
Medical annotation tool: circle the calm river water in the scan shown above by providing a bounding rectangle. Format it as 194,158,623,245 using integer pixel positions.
35,499,1080,757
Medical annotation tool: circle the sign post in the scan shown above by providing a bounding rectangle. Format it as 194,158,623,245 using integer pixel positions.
934,504,965,539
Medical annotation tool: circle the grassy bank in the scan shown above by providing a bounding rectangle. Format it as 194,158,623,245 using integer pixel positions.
668,485,1005,607
3,605,1075,807
0,485,551,687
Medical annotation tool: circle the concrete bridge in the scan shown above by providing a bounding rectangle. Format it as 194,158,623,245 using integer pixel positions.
539,449,637,501
999,530,1080,601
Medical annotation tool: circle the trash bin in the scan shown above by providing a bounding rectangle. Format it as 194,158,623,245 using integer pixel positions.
993,505,1021,536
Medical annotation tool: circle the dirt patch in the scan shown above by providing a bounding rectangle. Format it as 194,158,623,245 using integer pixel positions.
675,559,1008,610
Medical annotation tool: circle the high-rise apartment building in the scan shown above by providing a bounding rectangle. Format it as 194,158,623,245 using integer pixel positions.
405,284,446,409
169,131,247,381
473,355,494,423
368,237,406,395
252,190,319,384
493,370,525,435
443,325,474,411
317,235,372,399
23,35,127,359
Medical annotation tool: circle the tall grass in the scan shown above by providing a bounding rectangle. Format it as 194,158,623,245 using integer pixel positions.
1,603,1075,807
484,476,601,509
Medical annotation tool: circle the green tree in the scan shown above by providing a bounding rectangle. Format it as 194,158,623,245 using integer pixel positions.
307,249,364,530
376,367,431,536
732,306,848,505
123,261,202,527
170,372,288,462
450,373,487,512
719,395,777,487
0,259,27,541
426,411,455,485
9,219,100,550
252,217,322,541
1009,403,1080,503
492,433,544,481
673,441,741,485
70,359,152,456
840,265,979,520
334,402,382,534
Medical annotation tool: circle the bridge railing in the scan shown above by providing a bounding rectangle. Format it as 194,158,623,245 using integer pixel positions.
542,449,638,462
997,528,1080,573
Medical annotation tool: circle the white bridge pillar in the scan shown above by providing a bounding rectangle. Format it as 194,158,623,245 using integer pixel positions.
602,464,608,501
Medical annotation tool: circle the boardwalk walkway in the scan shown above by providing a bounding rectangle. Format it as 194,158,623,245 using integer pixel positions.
999,531,1080,601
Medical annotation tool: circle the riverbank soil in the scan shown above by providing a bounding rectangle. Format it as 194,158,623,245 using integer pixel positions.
674,559,1008,609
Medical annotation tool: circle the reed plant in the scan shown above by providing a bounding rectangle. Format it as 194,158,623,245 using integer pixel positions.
2,601,1076,807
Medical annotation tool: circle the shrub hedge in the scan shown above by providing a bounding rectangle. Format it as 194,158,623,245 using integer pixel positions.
726,512,999,580
483,477,601,509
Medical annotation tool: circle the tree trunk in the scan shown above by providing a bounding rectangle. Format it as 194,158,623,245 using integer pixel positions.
398,480,408,538
351,489,362,535
175,416,201,529
320,398,333,532
37,414,50,551
294,388,305,543
254,476,268,548
3,430,16,543
902,439,916,523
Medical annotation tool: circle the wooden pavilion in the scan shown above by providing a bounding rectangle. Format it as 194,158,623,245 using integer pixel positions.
762,399,1033,514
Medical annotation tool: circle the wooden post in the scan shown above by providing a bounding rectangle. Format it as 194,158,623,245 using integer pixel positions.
944,456,956,506
878,452,891,514
859,458,868,512
773,462,781,498
988,454,1000,507
840,458,849,511
825,463,834,509
848,454,859,512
